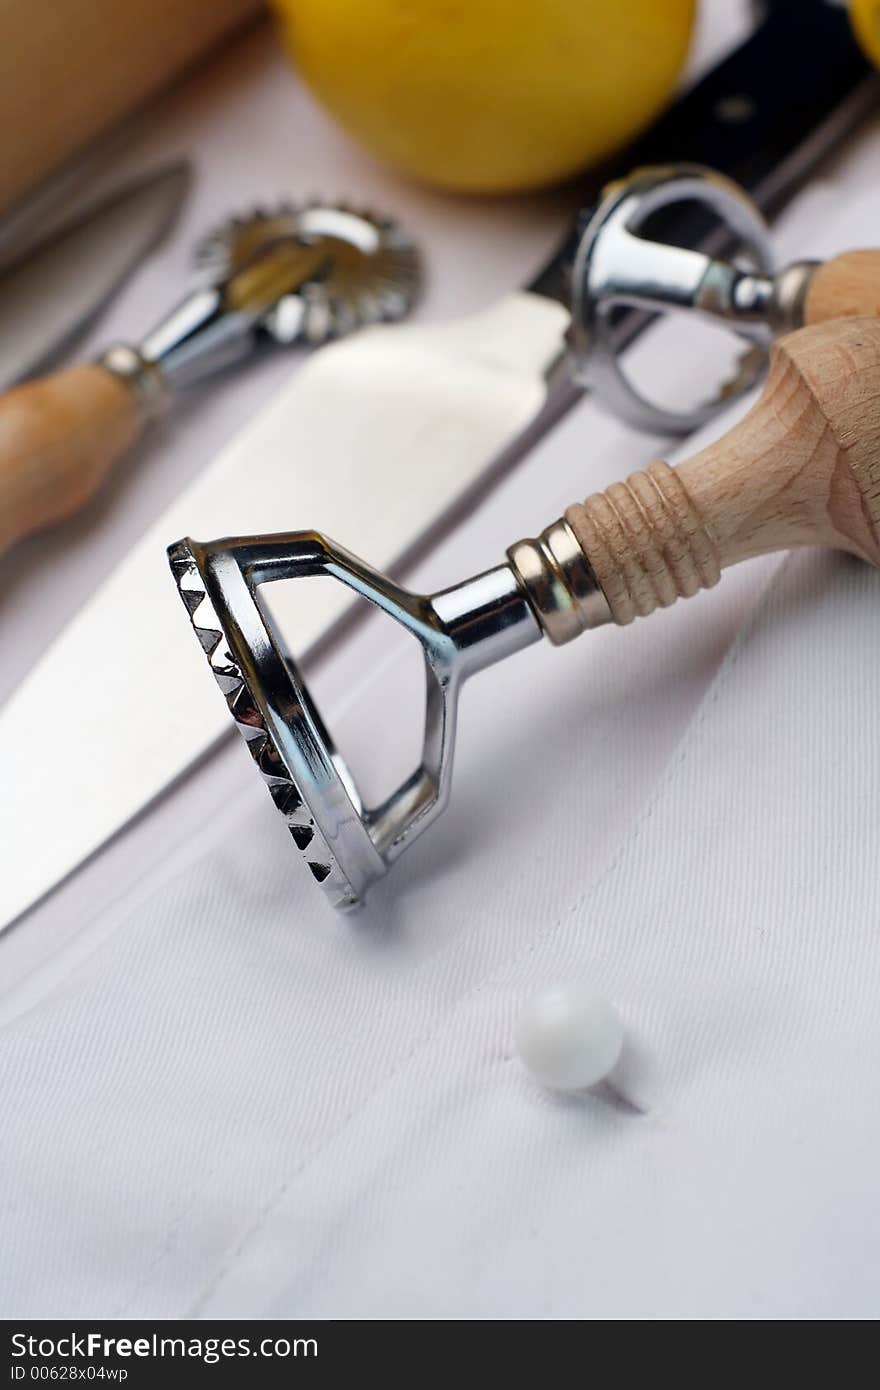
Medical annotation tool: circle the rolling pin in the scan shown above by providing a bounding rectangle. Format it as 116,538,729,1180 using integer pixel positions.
2,246,880,557
0,0,263,217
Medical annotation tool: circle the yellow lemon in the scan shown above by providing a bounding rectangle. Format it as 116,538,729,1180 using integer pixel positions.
272,0,697,194
851,0,880,67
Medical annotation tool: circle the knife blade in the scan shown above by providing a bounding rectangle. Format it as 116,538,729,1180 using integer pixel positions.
1,1,876,931
0,161,191,392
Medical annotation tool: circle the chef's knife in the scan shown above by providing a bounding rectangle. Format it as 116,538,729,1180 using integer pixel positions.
1,0,876,931
0,161,191,392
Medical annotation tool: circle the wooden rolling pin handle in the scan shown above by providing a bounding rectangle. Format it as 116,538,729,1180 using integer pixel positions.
565,316,880,626
0,364,140,554
804,250,880,325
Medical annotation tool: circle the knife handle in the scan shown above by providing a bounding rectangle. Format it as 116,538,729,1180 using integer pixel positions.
0,364,140,553
804,249,880,325
563,316,880,626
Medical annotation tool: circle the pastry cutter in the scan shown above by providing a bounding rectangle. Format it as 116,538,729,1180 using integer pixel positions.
0,201,420,552
170,312,880,908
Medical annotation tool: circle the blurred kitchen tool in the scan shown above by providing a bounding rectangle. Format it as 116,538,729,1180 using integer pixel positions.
1,0,876,932
0,202,420,553
568,163,880,432
170,315,880,908
0,162,191,394
0,0,261,217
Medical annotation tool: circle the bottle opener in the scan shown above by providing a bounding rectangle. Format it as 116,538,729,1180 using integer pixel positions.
568,163,880,433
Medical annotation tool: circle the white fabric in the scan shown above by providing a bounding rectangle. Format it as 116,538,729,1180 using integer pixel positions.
3,4,880,1319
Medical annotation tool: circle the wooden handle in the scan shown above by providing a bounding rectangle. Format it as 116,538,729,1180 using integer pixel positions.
565,315,880,625
0,364,140,553
805,250,880,325
0,0,262,216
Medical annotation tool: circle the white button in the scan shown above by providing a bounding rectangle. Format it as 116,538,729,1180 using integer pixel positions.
515,984,624,1093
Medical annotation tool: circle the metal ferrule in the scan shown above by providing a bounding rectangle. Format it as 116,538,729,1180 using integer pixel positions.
767,259,820,333
507,518,611,645
100,283,264,423
99,343,169,423
695,257,820,337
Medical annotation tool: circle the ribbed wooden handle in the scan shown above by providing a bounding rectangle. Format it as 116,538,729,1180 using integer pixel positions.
805,250,880,325
0,364,139,554
565,315,880,625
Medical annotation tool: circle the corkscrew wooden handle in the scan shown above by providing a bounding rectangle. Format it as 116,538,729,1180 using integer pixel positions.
565,316,880,625
804,250,880,326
